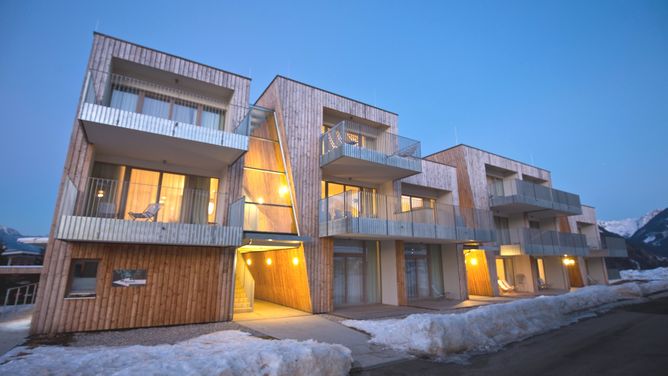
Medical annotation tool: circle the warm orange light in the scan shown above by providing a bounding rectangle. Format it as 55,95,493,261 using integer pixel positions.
246,258,252,266
257,197,265,205
266,258,272,266
278,185,290,197
97,190,105,198
470,257,479,266
563,258,575,266
292,257,299,266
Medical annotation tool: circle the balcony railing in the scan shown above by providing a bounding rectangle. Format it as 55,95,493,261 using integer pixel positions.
78,70,248,161
56,177,243,246
320,121,422,180
601,236,628,258
319,191,495,242
489,179,582,216
496,228,589,256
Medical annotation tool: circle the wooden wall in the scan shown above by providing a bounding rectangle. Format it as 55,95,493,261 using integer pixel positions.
32,243,235,334
464,250,494,296
242,247,312,312
32,33,251,334
255,77,398,313
395,240,408,305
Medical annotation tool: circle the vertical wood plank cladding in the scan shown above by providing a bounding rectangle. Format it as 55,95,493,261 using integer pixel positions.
33,243,233,334
427,147,475,209
242,247,312,312
33,33,249,334
558,216,572,233
464,250,494,296
256,77,398,314
395,240,407,306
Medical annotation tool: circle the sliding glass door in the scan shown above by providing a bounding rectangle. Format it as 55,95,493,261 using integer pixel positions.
333,240,380,307
405,243,444,300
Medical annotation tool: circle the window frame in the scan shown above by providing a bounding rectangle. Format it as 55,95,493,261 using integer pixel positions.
66,259,100,299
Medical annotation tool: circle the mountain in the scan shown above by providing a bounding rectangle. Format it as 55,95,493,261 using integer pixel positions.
628,208,668,258
598,208,664,238
0,225,44,254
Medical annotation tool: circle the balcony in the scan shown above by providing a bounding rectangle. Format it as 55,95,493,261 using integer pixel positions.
601,236,628,258
497,228,589,256
320,121,422,184
489,179,582,217
78,71,248,171
56,177,243,247
319,191,495,243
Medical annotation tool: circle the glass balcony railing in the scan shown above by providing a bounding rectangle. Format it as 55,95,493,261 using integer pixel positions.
320,120,422,177
495,228,589,256
55,177,243,246
489,179,582,216
319,191,495,242
601,236,628,258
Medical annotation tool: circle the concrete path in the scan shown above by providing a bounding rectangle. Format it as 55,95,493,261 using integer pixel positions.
238,315,410,369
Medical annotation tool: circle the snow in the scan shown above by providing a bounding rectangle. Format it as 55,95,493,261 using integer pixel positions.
343,268,668,360
620,267,668,281
0,330,352,376
598,208,664,238
644,235,656,244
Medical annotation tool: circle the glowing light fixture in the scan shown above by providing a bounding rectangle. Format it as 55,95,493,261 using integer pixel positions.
97,190,105,198
470,257,479,266
562,258,575,266
266,258,272,266
257,197,265,205
292,257,299,266
246,258,252,266
208,201,215,215
278,185,289,197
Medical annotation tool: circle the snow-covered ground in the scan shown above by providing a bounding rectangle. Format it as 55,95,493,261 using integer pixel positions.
620,267,668,281
343,268,668,360
0,330,352,376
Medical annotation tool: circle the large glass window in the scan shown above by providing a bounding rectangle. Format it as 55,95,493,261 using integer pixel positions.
67,259,99,298
404,244,444,300
141,94,170,119
110,88,138,112
87,163,218,224
201,106,224,130
172,100,197,124
322,181,377,220
333,240,380,307
487,175,505,197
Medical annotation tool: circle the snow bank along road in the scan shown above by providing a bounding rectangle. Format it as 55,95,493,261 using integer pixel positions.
0,331,352,376
344,268,668,360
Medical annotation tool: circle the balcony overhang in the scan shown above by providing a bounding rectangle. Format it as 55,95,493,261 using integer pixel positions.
56,215,243,247
320,145,422,184
320,217,495,244
80,103,248,171
489,196,582,217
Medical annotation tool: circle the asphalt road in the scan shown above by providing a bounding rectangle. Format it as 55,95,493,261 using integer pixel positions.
356,296,668,376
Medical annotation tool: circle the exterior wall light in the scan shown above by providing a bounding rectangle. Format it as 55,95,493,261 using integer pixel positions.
470,257,478,266
246,258,252,266
292,257,299,266
97,190,104,198
266,258,272,266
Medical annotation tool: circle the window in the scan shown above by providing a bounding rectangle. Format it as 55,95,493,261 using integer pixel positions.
487,175,505,197
322,181,377,219
67,260,99,298
529,220,541,230
401,195,435,212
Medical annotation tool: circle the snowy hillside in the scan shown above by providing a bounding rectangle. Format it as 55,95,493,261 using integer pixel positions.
598,208,664,238
0,225,43,253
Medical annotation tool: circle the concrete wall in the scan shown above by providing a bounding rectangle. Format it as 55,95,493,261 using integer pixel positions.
543,256,569,290
441,244,467,300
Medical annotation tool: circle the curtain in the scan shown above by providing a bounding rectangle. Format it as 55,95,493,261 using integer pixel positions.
181,176,210,224
142,95,170,119
201,107,223,130
110,88,138,112
172,101,197,124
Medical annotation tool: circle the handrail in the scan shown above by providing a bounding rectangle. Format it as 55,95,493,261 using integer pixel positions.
320,120,421,159
496,227,588,252
78,177,228,226
319,190,494,240
489,179,581,211
3,283,38,306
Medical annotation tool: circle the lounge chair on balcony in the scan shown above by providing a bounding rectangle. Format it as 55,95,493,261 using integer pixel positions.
498,279,515,293
395,143,419,158
128,203,161,222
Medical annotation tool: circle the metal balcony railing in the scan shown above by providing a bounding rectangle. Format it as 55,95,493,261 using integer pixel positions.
56,177,243,246
320,121,422,170
601,236,628,257
319,191,495,242
496,227,589,256
489,179,582,215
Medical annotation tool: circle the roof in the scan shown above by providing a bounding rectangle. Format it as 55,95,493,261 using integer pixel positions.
93,32,252,81
425,144,551,173
255,75,398,116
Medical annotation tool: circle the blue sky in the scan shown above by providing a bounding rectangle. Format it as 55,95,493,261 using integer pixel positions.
1,0,666,235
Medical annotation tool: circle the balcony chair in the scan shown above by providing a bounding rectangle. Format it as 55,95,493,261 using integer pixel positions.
497,279,515,293
394,143,419,158
128,203,161,222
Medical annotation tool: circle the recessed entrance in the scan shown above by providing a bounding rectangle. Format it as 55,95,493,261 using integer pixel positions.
564,256,584,288
232,243,312,320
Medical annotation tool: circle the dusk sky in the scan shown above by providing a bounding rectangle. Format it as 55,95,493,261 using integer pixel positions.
1,0,666,235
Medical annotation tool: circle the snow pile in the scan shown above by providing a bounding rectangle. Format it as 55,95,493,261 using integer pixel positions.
620,267,668,281
0,330,352,376
343,282,663,359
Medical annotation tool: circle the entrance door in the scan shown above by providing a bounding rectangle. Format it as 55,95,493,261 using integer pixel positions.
404,244,444,300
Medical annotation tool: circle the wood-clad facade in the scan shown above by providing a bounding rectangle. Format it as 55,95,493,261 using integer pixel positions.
34,34,623,335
